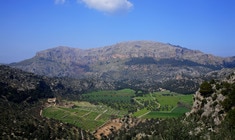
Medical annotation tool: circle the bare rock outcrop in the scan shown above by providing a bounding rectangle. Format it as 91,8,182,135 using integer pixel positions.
187,71,235,126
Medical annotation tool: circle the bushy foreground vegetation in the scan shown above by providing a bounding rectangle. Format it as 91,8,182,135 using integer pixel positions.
100,115,235,140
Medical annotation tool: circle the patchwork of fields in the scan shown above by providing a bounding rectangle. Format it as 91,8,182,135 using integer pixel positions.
42,89,193,131
133,91,193,118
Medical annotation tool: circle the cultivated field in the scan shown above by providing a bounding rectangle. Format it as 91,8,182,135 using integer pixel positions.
133,91,193,118
42,101,127,131
43,89,193,131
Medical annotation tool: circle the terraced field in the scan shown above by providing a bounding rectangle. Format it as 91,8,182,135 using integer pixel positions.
42,101,127,131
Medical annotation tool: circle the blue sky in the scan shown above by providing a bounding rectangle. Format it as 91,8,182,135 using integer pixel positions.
0,0,235,63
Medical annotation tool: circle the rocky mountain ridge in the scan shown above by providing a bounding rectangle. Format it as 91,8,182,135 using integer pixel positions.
31,41,229,66
10,41,235,93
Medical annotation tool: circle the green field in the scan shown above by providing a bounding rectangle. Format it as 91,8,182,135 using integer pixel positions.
133,91,193,118
42,101,127,131
143,107,191,119
81,89,139,111
82,89,135,104
133,108,150,117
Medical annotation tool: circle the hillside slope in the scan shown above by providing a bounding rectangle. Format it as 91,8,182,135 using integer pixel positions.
0,65,97,139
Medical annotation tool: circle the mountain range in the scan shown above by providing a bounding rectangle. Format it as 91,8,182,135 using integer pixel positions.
10,41,235,93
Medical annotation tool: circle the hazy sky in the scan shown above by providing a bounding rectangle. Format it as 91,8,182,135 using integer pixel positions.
1,0,235,63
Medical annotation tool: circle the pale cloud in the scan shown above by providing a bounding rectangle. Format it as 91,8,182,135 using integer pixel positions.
80,0,133,13
54,0,66,4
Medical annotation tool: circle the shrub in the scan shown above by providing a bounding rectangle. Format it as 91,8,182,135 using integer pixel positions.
212,94,217,101
212,101,218,107
226,109,235,127
199,81,213,97
201,98,207,107
216,83,222,90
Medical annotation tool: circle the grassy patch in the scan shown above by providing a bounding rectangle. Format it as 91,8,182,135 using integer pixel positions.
171,106,190,114
143,111,173,119
143,107,190,119
133,108,149,117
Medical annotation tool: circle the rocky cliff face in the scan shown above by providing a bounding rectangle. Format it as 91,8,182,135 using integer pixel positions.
10,41,235,93
187,71,235,128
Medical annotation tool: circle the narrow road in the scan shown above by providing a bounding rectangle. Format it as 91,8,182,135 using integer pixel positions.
133,98,144,106
150,93,161,109
94,110,108,120
82,111,91,117
137,111,151,118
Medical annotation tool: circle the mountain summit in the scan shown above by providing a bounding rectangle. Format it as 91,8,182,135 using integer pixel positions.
10,41,235,93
